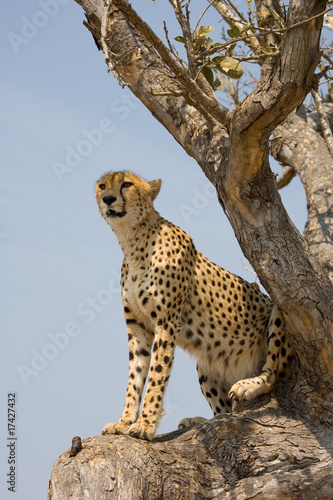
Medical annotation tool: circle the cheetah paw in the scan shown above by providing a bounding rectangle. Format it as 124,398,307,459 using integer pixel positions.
178,416,207,430
229,377,271,402
127,421,156,441
101,422,130,436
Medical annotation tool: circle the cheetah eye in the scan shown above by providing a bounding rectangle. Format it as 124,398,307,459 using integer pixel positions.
99,183,107,191
121,182,133,190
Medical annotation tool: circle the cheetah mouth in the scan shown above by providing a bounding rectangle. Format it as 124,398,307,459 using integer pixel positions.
106,209,127,218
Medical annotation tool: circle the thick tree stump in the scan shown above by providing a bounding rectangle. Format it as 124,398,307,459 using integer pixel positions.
48,401,333,499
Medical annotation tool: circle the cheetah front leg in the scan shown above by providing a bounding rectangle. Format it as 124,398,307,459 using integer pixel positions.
127,323,177,441
102,320,153,436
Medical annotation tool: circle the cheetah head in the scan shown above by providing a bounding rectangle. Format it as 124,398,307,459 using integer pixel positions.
95,171,161,231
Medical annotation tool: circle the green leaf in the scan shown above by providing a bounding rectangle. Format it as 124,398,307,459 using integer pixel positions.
205,62,217,70
213,56,243,78
241,24,252,33
201,66,215,89
174,35,185,43
227,25,240,38
203,37,213,49
210,43,224,51
196,25,214,36
227,42,237,53
214,75,226,90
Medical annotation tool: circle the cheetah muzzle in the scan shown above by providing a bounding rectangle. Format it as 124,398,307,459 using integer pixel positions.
95,171,292,441
102,194,127,218
106,208,126,218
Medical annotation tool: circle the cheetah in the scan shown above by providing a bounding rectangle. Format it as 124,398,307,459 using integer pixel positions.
95,171,292,441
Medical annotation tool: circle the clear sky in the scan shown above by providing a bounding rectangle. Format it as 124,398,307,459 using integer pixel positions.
0,2,309,499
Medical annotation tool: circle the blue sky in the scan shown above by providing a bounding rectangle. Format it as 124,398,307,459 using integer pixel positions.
0,1,309,499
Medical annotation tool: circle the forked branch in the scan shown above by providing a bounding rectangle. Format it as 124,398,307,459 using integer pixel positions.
112,0,231,127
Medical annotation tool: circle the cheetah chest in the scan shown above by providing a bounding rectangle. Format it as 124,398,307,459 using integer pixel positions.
122,267,157,331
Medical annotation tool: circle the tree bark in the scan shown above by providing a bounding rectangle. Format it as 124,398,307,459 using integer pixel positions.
48,399,333,500
49,1,333,497
271,112,333,280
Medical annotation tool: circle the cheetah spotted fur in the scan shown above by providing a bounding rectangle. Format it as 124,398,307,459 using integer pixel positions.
95,171,292,441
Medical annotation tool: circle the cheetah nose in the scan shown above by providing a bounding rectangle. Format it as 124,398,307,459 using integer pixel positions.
103,195,116,206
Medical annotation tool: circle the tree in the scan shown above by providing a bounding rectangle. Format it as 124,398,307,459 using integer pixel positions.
48,1,333,498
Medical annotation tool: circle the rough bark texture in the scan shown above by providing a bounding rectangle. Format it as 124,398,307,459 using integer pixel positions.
49,1,333,497
48,399,333,500
272,112,333,280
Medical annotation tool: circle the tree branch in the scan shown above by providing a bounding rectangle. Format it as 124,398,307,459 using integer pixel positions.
100,0,127,87
271,112,333,281
276,165,296,189
311,88,333,158
49,401,333,499
169,0,197,78
112,0,231,127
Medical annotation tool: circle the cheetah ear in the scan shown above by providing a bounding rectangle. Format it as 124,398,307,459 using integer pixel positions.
149,179,162,200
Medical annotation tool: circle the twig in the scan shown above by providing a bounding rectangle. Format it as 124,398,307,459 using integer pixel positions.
193,1,215,35
276,166,297,189
225,0,247,23
212,1,332,52
321,53,333,100
240,259,258,278
277,6,332,33
322,51,333,68
236,51,281,62
112,0,231,127
170,0,197,78
163,20,187,69
204,29,280,60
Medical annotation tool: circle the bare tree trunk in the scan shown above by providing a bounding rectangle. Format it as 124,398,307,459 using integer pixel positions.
49,1,333,497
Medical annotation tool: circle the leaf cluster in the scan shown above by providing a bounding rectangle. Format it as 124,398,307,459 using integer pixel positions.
175,25,245,90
